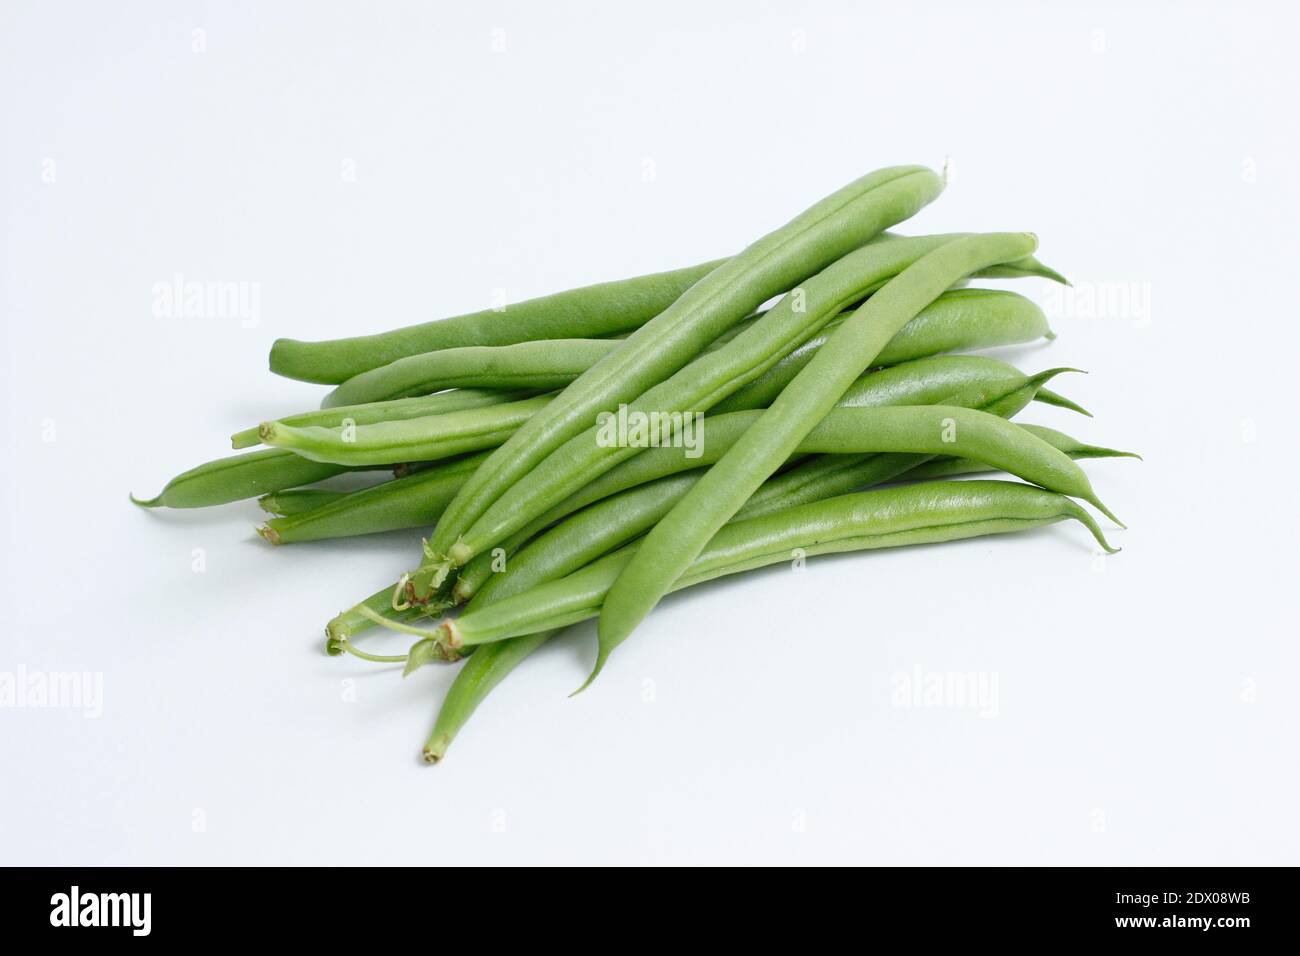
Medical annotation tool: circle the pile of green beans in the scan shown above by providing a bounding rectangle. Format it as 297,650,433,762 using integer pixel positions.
133,164,1137,763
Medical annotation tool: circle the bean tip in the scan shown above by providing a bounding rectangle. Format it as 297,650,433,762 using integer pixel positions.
256,523,282,546
570,652,608,697
129,492,161,508
1090,497,1126,530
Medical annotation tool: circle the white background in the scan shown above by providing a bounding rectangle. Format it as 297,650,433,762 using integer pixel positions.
3,1,1298,865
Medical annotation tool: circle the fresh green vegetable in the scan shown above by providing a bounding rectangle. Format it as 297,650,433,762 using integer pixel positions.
594,232,1045,684
414,167,946,595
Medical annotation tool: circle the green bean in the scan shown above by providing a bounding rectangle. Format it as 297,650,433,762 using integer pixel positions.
270,259,728,384
321,339,614,409
900,424,1139,480
446,357,1074,603
436,272,1054,577
258,488,349,516
258,452,488,544
232,388,525,449
422,630,556,762
412,481,1114,654
414,167,946,595
131,448,372,509
259,394,553,466
596,232,1047,682
715,288,1050,413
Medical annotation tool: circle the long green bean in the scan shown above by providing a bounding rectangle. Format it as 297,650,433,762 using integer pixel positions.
131,448,368,510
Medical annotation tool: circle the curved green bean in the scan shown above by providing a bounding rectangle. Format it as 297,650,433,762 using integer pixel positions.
131,448,369,510
900,424,1139,480
415,480,1115,653
413,167,946,595
471,405,1115,600
596,232,1044,682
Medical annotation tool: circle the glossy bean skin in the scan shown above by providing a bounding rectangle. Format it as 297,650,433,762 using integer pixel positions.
419,481,1113,653
414,167,946,594
269,259,728,384
258,488,349,516
447,356,1072,603
321,339,615,409
259,452,488,544
715,288,1049,413
131,448,370,509
439,280,1050,573
232,388,523,449
597,232,1042,679
259,394,553,466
